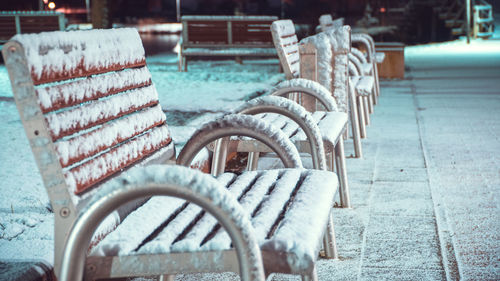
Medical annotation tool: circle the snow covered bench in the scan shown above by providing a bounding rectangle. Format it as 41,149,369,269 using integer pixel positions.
268,20,354,208
320,15,382,103
179,15,278,71
2,28,340,281
311,20,376,138
0,11,65,48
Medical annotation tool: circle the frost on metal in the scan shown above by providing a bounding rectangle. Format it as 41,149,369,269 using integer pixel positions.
272,78,339,112
13,28,145,81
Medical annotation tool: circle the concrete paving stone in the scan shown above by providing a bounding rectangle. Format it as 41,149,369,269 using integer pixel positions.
316,259,359,280
370,195,434,217
360,267,446,281
454,241,499,268
374,167,428,183
362,237,442,270
459,266,500,281
371,181,432,199
366,215,437,241
376,155,425,169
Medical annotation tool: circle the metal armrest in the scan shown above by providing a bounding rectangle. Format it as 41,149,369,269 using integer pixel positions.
60,165,265,281
270,78,340,112
235,96,326,170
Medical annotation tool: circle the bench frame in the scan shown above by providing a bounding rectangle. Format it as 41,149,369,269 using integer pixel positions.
3,28,339,281
179,15,278,71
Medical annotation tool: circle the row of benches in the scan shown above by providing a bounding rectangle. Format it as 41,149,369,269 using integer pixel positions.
3,15,386,281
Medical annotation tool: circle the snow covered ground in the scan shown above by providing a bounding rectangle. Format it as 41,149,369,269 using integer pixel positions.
0,29,499,280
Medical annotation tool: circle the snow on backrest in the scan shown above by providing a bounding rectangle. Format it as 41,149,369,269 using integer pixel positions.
319,14,334,31
10,28,173,198
319,15,344,32
271,20,300,79
13,28,146,85
324,26,350,113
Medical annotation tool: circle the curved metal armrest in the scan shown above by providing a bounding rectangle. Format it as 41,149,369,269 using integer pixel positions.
177,114,303,169
351,47,368,64
351,34,374,63
60,165,265,281
270,78,340,112
348,53,363,76
235,96,327,170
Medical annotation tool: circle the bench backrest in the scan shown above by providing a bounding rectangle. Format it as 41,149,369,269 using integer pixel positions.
318,14,344,32
270,19,300,80
0,11,65,43
181,15,278,48
300,25,351,113
2,28,174,213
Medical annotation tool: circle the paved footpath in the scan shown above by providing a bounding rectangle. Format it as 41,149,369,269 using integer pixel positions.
271,48,500,281
179,48,500,281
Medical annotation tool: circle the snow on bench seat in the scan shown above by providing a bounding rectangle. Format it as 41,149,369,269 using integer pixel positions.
351,76,374,96
182,47,277,56
259,111,347,152
91,169,337,272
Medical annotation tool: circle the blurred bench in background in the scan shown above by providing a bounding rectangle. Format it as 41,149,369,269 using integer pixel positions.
0,11,65,48
179,15,278,71
374,42,405,79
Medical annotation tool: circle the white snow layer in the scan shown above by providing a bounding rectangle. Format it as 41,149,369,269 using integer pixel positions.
36,66,152,112
235,96,326,170
55,105,167,166
271,78,339,112
46,85,159,139
271,20,300,78
89,165,264,280
64,125,171,194
13,28,145,81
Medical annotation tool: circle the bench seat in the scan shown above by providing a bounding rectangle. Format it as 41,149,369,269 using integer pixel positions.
182,47,277,57
259,111,348,153
90,169,337,275
351,76,374,96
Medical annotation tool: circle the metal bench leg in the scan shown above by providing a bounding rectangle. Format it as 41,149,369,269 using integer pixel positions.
335,139,351,208
246,152,260,171
374,63,381,97
160,275,175,281
211,137,229,176
302,265,319,281
357,96,367,139
363,96,371,126
349,81,363,158
322,212,339,260
368,94,374,114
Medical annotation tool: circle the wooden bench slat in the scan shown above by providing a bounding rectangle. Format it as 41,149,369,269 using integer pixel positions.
55,105,166,167
12,28,146,85
45,85,159,140
204,170,303,250
90,195,187,256
65,125,172,194
171,171,280,252
36,67,152,113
